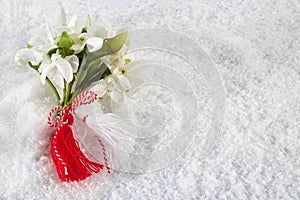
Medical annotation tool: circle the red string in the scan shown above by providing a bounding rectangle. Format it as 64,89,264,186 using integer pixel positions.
97,138,111,173
48,91,109,182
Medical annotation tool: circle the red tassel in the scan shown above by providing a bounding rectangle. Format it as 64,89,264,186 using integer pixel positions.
50,111,103,182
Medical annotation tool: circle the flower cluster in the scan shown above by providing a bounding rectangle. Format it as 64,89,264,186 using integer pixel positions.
15,9,132,105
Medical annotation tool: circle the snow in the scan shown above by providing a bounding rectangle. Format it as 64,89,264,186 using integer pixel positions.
0,0,300,199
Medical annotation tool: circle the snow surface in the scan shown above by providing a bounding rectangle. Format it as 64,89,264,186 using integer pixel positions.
1,0,300,199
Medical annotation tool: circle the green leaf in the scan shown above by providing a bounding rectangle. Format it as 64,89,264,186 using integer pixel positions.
124,39,130,47
28,61,41,71
58,31,74,49
87,15,91,27
76,46,86,62
102,67,112,78
89,31,128,59
47,47,57,58
72,31,128,96
81,27,87,33
27,44,33,48
74,60,110,94
58,47,74,58
124,58,131,65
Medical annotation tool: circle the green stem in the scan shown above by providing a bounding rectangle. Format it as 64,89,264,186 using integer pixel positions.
67,89,80,106
64,82,71,106
62,80,66,105
45,77,61,105
65,74,77,106
30,64,61,105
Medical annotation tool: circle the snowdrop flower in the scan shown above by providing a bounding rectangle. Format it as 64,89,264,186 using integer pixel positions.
78,22,117,53
66,18,122,54
54,7,85,36
39,53,79,88
102,51,124,70
112,65,132,90
58,13,115,54
64,21,106,53
70,31,99,54
15,48,44,66
53,7,116,54
47,8,86,54
56,15,88,53
15,23,56,66
80,24,108,53
85,35,104,53
29,23,57,51
93,76,124,103
92,60,137,103
71,32,88,53
104,51,134,90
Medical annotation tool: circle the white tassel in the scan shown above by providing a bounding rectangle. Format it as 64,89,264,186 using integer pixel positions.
73,112,135,171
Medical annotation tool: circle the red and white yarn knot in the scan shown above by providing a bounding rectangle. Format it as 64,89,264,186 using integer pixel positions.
47,91,97,127
47,90,111,182
47,106,68,127
72,90,98,111
47,106,73,127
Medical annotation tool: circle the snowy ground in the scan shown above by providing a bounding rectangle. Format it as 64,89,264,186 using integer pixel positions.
1,0,300,199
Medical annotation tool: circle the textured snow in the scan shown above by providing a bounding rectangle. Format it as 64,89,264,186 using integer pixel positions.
1,0,300,199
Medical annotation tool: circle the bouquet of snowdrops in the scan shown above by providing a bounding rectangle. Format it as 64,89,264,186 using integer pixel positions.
15,9,135,182
16,11,131,106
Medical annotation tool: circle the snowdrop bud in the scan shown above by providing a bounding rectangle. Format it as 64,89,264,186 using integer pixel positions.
55,6,67,26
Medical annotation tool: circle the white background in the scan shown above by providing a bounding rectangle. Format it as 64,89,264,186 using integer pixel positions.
0,0,299,199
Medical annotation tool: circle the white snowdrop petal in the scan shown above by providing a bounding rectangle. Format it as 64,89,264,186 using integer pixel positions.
45,22,54,45
113,67,120,76
52,73,65,89
55,7,67,26
65,55,79,73
15,53,28,66
110,88,123,103
45,65,58,78
40,63,55,85
117,75,131,89
106,77,116,90
71,43,85,54
55,56,74,83
92,80,107,97
15,49,43,66
74,17,87,33
125,60,140,70
98,80,107,91
51,53,60,62
28,36,47,48
87,24,107,38
78,32,88,39
55,26,70,35
68,15,78,28
86,37,104,52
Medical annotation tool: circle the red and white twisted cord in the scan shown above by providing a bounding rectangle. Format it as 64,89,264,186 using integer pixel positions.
47,91,111,173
